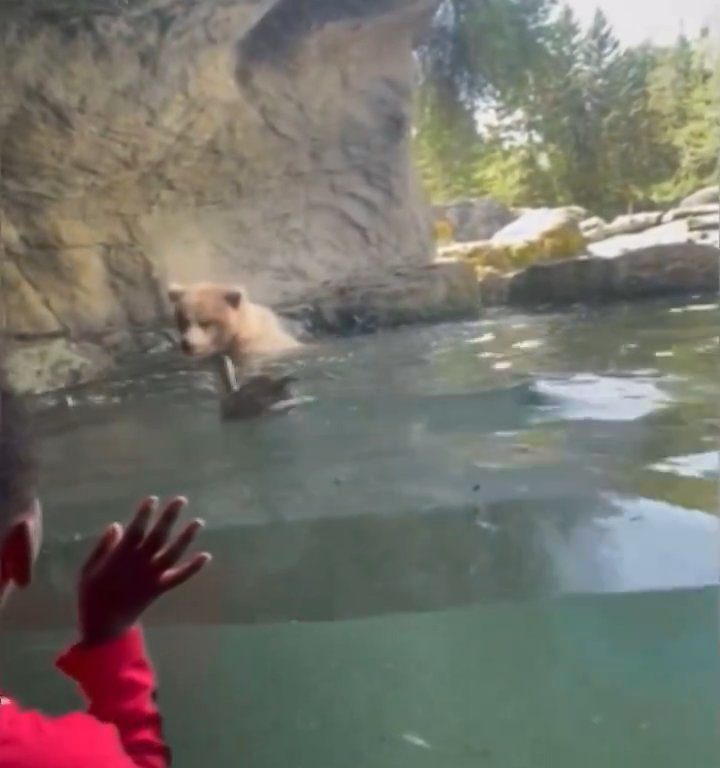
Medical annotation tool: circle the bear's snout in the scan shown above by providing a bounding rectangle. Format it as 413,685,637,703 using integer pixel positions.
180,339,193,354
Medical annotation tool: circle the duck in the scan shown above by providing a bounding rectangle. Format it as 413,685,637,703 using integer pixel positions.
210,354,299,421
220,373,298,421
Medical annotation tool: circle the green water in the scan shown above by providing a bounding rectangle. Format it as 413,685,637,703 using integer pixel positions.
1,298,718,766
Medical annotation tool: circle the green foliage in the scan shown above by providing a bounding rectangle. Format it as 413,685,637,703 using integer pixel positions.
415,1,719,215
647,31,720,202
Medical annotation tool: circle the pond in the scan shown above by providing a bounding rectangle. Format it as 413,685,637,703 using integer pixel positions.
1,297,718,767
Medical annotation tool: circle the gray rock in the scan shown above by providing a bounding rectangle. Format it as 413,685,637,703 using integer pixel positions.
491,207,583,245
661,204,719,224
507,257,614,306
503,243,719,307
580,216,607,231
433,198,516,242
692,230,719,245
478,271,512,306
589,221,691,258
580,220,610,243
686,213,720,232
610,243,719,299
281,260,480,335
562,205,590,222
602,212,663,238
4,339,114,395
679,185,719,208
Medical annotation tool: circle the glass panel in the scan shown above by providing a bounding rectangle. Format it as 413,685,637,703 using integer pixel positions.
1,2,718,767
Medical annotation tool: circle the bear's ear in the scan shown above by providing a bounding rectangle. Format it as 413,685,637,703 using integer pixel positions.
168,284,185,304
224,288,244,309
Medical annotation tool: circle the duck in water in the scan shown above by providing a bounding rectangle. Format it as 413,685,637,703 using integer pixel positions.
211,354,299,421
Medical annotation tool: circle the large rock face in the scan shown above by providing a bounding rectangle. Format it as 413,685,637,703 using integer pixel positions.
1,0,439,362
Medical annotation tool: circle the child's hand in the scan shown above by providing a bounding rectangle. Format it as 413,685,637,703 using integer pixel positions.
78,496,211,645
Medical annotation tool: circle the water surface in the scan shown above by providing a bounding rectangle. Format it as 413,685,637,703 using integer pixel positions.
1,297,718,767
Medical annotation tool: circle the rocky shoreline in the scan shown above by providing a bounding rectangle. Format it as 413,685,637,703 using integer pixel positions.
7,227,717,396
436,185,718,309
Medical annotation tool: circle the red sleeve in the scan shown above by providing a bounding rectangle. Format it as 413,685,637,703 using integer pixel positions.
0,628,169,768
55,627,170,768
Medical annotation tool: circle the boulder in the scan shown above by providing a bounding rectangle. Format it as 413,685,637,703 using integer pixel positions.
580,216,608,242
507,257,614,306
661,204,719,224
432,198,516,242
503,243,719,307
679,185,719,208
610,243,719,300
562,205,590,222
281,260,480,334
687,213,720,232
601,212,663,238
478,269,512,306
490,207,586,260
439,207,587,276
589,218,717,259
4,339,114,395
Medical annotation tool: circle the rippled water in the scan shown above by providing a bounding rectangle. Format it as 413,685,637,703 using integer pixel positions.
2,297,718,768
4,296,716,626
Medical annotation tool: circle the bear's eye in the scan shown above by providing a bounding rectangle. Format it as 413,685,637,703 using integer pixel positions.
198,320,214,330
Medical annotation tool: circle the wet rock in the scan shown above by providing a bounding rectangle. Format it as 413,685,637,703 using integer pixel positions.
610,243,719,299
281,260,480,335
507,257,614,306
478,269,511,306
4,339,114,395
503,243,719,307
679,185,719,208
432,198,516,243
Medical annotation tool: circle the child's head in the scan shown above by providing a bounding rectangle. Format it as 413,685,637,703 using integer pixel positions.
0,378,42,609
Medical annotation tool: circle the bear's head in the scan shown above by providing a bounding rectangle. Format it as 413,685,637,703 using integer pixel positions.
168,282,245,358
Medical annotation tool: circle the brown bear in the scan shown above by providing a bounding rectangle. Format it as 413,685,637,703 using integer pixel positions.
168,282,300,369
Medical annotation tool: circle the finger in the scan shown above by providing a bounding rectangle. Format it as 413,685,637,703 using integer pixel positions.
140,497,187,556
159,552,212,592
81,523,123,575
117,496,157,550
153,518,204,571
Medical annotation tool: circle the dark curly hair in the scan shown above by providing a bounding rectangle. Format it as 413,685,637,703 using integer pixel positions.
0,378,38,524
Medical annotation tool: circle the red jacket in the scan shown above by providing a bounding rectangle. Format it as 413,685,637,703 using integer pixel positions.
0,627,170,767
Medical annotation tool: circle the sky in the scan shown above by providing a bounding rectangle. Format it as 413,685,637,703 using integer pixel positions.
564,0,719,46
